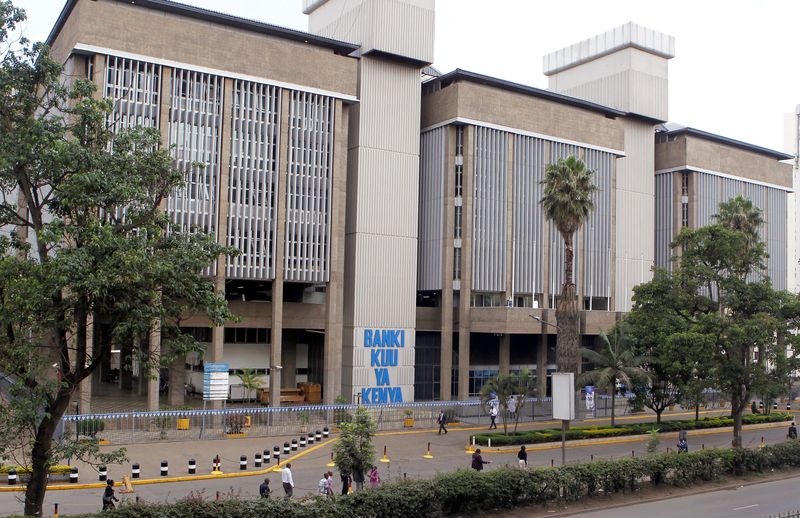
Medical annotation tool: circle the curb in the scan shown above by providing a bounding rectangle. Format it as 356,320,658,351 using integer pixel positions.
469,421,790,454
0,438,337,492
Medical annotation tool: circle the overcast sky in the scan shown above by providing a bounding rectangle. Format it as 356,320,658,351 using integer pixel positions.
14,0,800,153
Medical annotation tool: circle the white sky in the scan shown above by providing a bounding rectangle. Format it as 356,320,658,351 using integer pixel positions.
14,0,800,153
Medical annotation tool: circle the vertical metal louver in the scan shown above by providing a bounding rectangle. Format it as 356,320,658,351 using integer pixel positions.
654,173,674,270
104,56,161,133
166,69,224,275
471,126,507,292
512,135,545,296
417,128,446,290
284,91,334,283
582,149,613,303
226,81,281,280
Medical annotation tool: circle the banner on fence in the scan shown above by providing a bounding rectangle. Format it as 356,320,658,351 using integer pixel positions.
203,363,229,401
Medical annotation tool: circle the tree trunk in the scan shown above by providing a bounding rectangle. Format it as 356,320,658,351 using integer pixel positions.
24,394,72,516
695,403,700,421
555,284,579,374
610,385,616,427
656,409,662,424
731,392,745,448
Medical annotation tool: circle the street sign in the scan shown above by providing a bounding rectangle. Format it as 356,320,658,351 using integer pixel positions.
203,363,229,401
585,385,595,410
552,372,575,420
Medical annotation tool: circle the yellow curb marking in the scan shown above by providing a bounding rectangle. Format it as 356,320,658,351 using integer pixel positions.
473,421,789,454
0,439,338,492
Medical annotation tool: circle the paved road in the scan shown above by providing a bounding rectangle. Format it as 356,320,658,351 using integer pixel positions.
578,474,800,518
1,419,793,517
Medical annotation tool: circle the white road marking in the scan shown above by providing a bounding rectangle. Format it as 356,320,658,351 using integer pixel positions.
732,504,759,511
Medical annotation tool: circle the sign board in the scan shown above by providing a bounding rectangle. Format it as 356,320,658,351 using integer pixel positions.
585,385,595,410
203,363,229,401
551,372,575,420
351,328,414,404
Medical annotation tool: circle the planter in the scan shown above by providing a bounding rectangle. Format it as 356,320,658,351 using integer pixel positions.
403,417,415,428
176,418,190,430
225,433,247,439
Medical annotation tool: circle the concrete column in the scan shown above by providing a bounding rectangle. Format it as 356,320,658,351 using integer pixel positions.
282,342,297,389
78,314,94,414
323,100,348,404
439,125,457,400
270,89,291,408
536,334,547,397
457,125,475,400
147,315,161,412
167,356,185,407
499,334,510,376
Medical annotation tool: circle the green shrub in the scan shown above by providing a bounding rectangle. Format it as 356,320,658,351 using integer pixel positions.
68,441,800,518
76,418,105,438
472,413,793,446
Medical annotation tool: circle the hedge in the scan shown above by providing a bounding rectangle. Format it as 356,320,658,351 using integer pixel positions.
69,440,800,518
472,412,793,446
0,465,72,475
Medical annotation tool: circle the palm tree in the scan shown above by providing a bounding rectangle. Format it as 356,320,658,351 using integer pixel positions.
540,155,597,374
715,195,763,244
238,368,262,405
577,329,651,426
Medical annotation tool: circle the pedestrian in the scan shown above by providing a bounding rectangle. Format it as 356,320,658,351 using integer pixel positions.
353,466,365,491
259,478,271,498
369,465,381,488
281,463,294,497
517,445,527,468
340,469,352,495
489,405,498,430
326,471,334,496
437,409,448,435
471,448,491,471
508,397,517,420
102,479,118,511
318,472,329,495
751,401,760,414
677,437,688,453
788,422,798,440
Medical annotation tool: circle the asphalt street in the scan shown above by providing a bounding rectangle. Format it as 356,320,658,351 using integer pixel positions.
0,419,794,517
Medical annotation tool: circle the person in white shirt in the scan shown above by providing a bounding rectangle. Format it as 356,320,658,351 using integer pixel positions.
489,405,499,430
281,463,294,497
318,472,329,495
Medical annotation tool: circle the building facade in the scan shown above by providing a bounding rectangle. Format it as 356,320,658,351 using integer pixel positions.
40,0,793,411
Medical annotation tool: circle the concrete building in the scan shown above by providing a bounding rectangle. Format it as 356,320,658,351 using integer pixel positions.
39,1,793,410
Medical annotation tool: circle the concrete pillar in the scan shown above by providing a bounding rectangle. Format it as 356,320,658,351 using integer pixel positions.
536,334,548,397
147,316,161,412
270,89,291,408
323,100,348,404
499,334,510,376
440,125,457,400
168,356,185,407
282,342,296,389
457,125,475,400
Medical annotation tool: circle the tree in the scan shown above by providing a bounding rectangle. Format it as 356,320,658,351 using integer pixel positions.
332,407,376,480
577,328,650,426
480,369,537,435
238,368,262,405
0,4,234,514
628,197,800,448
540,155,596,374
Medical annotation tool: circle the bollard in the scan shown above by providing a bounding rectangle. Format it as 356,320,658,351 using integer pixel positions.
308,433,315,445
273,446,280,459
291,439,298,451
161,460,168,477
188,459,196,475
379,445,390,463
7,469,16,485
255,453,262,468
323,427,329,438
774,402,779,410
54,503,58,518
131,463,140,479
283,442,290,455
788,402,793,411
240,455,247,471
488,438,491,448
631,450,635,458
424,442,433,459
70,467,78,483
300,436,307,447
701,444,705,450
315,430,322,441
263,449,271,465
326,452,335,468
760,401,764,409
550,459,554,467
590,455,594,462
98,465,107,482
212,454,222,474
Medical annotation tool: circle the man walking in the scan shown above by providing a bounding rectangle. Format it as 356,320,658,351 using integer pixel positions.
437,410,448,435
788,422,798,440
281,463,294,497
259,478,271,498
489,405,498,430
471,448,491,471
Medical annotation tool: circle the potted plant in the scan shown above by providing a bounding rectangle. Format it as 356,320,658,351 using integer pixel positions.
153,416,170,440
333,395,352,430
298,410,310,433
403,409,414,428
238,368,262,428
175,405,193,430
76,418,105,440
225,414,247,437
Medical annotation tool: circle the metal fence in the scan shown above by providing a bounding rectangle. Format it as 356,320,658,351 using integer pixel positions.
61,392,724,445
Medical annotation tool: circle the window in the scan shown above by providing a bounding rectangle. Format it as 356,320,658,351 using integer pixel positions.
223,328,270,344
468,369,498,397
681,171,689,228
453,248,462,281
454,206,462,239
455,126,464,197
471,292,503,307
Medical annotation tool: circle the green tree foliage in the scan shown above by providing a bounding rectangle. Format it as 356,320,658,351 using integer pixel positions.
0,3,234,514
577,328,650,426
626,196,800,448
332,407,376,480
479,369,537,435
237,368,262,405
540,155,596,374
